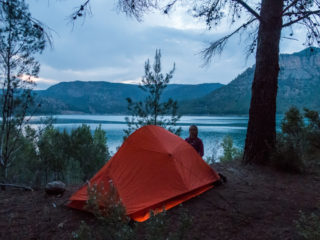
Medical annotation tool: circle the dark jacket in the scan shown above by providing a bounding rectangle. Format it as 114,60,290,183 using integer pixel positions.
185,137,204,157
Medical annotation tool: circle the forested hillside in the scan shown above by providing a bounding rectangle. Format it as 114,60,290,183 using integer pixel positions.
179,48,320,114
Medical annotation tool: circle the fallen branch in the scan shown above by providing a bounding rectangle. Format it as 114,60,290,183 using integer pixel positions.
0,183,34,191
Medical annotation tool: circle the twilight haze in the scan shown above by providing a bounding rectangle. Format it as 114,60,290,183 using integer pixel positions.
29,0,307,90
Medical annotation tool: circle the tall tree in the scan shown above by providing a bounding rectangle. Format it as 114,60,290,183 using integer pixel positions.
101,0,320,165
124,49,181,137
0,0,46,183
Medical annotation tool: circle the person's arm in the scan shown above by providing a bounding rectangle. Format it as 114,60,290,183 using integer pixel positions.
199,139,204,157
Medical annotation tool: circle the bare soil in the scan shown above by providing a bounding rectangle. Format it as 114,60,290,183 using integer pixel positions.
1,161,319,240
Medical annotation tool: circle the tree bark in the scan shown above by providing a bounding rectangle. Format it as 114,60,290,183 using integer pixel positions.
243,0,284,165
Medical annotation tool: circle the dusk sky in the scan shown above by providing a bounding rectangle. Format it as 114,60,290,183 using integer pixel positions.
29,0,307,90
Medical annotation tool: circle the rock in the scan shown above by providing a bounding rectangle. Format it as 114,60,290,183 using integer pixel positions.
58,222,65,229
45,181,66,195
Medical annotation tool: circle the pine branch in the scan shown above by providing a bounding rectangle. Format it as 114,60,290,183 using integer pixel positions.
282,0,299,15
71,0,90,20
233,0,262,22
283,10,320,28
202,18,256,64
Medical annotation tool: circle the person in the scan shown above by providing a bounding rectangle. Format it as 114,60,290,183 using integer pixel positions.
185,125,204,157
185,125,228,185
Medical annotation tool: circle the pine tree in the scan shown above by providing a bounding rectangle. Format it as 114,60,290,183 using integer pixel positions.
0,0,46,184
124,49,181,138
115,0,320,165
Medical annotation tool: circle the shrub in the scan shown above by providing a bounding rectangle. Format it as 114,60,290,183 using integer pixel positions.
73,183,193,240
144,210,168,240
70,124,110,182
295,210,320,240
38,126,70,182
273,107,320,173
281,107,305,137
72,221,94,240
6,123,111,186
304,108,320,153
206,139,219,164
272,134,305,173
7,126,39,185
220,135,242,162
142,206,192,240
272,107,307,172
73,182,134,240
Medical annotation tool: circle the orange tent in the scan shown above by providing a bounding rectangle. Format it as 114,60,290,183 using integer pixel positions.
68,125,220,222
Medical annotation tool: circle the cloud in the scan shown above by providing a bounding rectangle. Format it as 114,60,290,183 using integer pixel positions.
36,64,135,89
20,74,60,89
28,0,307,90
62,67,130,78
121,78,141,84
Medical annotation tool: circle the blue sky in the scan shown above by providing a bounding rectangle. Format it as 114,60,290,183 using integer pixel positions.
29,0,307,89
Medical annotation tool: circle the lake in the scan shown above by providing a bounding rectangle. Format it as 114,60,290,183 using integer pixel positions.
29,115,284,160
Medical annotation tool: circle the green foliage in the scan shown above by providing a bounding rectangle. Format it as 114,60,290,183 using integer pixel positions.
73,183,134,240
73,183,192,240
206,139,219,164
125,49,181,138
273,107,320,173
220,135,241,162
6,123,110,186
0,0,46,183
6,126,39,185
273,133,305,173
72,221,94,240
37,124,110,183
85,183,128,223
272,107,307,172
65,158,84,185
144,210,168,240
71,125,93,181
70,124,109,181
38,126,70,181
144,207,193,240
281,107,305,137
295,210,320,240
93,125,110,165
0,0,46,75
304,108,320,152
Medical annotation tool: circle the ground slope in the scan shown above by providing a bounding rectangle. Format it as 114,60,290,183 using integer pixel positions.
0,162,319,240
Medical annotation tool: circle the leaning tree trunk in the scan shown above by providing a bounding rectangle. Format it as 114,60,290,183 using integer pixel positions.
243,0,284,165
0,162,6,190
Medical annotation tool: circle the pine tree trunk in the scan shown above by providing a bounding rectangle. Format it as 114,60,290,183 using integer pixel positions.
243,0,283,165
0,163,6,190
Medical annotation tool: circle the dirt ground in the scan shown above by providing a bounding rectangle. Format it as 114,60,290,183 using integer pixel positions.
1,161,319,240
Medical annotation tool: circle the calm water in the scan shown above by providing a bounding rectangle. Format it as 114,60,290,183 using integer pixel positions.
29,115,283,160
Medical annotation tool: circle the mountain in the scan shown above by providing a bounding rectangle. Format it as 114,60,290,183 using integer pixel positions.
179,47,320,114
35,81,224,114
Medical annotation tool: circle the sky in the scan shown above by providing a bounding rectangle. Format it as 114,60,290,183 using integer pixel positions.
28,0,308,90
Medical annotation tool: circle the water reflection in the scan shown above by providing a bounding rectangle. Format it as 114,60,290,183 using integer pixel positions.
29,115,283,160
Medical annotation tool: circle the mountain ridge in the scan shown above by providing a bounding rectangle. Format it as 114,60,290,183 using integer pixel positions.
36,47,320,115
35,81,224,114
179,47,320,114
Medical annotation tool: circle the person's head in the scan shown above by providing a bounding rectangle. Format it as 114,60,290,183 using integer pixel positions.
189,125,198,139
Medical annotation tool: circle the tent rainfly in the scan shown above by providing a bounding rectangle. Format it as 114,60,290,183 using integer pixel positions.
68,125,220,222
